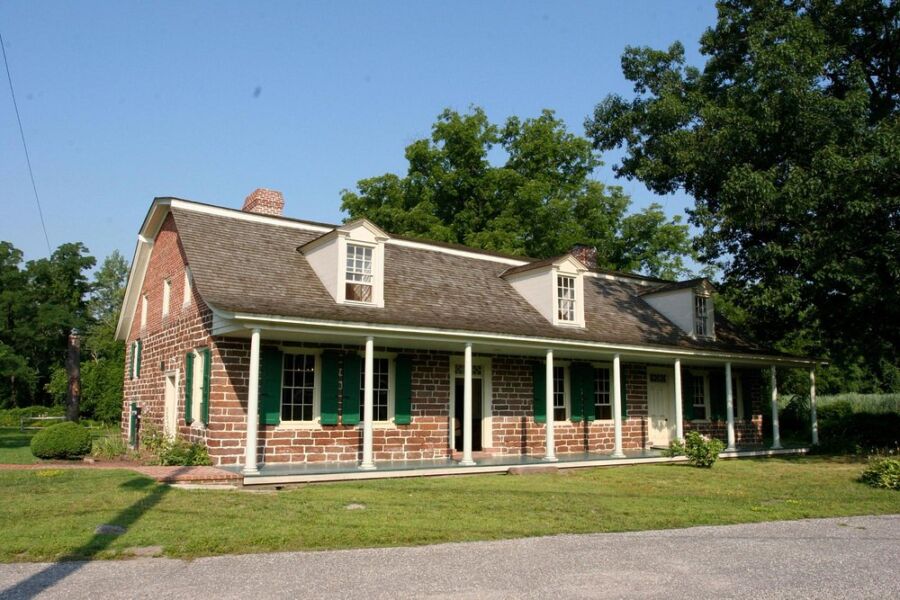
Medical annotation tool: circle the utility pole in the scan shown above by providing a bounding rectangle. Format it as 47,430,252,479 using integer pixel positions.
66,329,81,421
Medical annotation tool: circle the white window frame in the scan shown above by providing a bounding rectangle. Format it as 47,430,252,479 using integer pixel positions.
140,294,148,330
549,259,585,328
183,267,192,307
551,361,571,423
733,373,745,421
556,274,576,323
189,348,206,427
344,242,375,304
590,361,614,422
355,351,396,427
130,340,141,379
162,279,171,319
688,371,711,422
277,349,322,428
694,293,712,338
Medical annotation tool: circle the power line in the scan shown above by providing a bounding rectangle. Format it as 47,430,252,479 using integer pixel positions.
1,31,51,255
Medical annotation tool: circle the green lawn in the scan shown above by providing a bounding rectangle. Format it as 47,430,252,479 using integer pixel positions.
0,456,897,562
0,429,41,464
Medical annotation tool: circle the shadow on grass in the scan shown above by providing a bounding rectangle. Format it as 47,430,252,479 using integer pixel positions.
0,432,33,450
0,467,190,600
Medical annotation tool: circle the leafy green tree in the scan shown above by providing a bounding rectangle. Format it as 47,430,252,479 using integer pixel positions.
586,0,899,388
342,107,698,278
0,243,35,406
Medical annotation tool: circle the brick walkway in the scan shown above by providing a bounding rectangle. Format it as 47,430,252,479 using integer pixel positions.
0,462,240,484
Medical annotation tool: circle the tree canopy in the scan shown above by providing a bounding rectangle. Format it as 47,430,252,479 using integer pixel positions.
342,107,698,279
585,0,899,387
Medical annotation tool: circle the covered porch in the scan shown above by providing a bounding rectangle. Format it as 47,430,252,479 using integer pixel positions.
213,312,821,478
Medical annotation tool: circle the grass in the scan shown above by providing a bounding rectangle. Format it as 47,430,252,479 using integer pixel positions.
0,426,118,465
0,456,897,562
0,429,41,464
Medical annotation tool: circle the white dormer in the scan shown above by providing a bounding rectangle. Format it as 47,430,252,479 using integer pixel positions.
640,279,716,340
502,254,587,327
301,219,389,308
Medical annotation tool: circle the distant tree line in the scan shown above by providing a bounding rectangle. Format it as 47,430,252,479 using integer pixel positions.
0,242,126,421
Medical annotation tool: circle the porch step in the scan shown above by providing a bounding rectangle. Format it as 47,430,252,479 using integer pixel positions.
451,448,503,461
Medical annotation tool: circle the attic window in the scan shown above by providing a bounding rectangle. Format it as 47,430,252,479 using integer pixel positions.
557,275,576,322
694,294,710,337
345,244,373,303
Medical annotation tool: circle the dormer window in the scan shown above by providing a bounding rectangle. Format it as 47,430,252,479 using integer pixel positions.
694,294,710,337
345,244,373,303
557,275,576,322
301,218,388,308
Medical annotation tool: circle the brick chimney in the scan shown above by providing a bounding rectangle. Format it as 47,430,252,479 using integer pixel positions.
242,188,284,216
570,244,597,270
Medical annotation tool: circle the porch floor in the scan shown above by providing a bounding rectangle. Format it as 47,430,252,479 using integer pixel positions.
226,445,810,486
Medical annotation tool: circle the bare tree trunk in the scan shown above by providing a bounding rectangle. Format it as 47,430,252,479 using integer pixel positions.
66,330,81,422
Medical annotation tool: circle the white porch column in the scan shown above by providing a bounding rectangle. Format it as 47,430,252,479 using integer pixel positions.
674,359,684,441
360,336,376,470
612,353,625,458
770,366,782,450
243,327,261,476
810,367,819,446
460,342,476,466
543,349,557,462
725,362,736,451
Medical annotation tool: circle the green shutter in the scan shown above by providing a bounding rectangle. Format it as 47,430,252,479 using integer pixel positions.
129,401,138,446
339,352,359,425
741,374,753,420
184,351,194,424
620,366,628,418
135,339,142,378
394,355,412,425
259,348,283,426
709,370,726,421
532,362,546,423
319,351,341,425
129,342,135,380
583,364,596,422
683,374,695,420
569,363,589,422
201,348,211,425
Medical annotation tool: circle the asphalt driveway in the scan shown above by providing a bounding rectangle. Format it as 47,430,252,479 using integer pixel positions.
1,515,898,599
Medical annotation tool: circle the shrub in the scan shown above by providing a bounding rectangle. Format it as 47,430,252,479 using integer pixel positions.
667,431,725,468
92,435,128,460
30,421,92,459
157,437,212,466
140,423,166,454
859,457,900,491
817,412,900,455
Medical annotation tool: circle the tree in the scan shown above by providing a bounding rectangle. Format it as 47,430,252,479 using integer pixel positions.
342,107,698,278
585,0,899,387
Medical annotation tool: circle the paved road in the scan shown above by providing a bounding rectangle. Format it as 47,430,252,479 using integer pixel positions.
1,515,898,599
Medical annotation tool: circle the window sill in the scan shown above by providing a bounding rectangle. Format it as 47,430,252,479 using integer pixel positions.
339,299,381,308
276,421,321,431
355,421,397,430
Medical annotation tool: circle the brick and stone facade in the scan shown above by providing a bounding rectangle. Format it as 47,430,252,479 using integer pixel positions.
122,207,765,469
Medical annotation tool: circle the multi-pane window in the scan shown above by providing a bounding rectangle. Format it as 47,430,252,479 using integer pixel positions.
360,357,390,421
552,366,566,421
557,275,576,322
691,374,707,420
694,294,709,336
281,354,316,422
345,244,373,303
594,367,612,420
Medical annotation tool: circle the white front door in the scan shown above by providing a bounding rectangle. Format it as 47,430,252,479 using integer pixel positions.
647,368,675,447
164,372,178,438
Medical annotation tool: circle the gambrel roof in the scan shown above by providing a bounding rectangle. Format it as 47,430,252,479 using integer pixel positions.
130,197,770,355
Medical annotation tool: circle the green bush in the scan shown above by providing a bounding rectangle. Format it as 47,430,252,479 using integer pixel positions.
30,421,92,459
157,437,212,466
667,431,726,468
818,411,900,455
859,457,900,490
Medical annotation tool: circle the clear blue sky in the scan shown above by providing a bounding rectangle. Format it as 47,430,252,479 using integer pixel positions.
1,1,716,265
